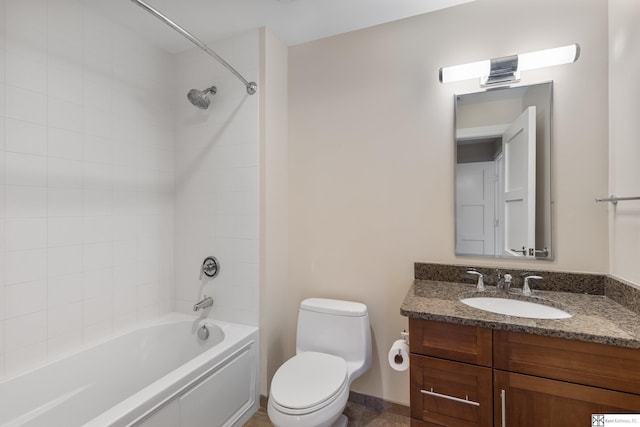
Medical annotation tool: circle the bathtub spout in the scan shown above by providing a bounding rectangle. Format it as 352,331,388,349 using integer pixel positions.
193,295,213,311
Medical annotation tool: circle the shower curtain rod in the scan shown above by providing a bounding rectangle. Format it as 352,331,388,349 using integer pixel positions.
130,0,257,95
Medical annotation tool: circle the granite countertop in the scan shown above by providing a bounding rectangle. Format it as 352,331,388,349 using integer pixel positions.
401,280,640,349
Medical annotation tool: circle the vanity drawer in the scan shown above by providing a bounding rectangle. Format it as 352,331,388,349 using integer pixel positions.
494,330,640,394
409,319,492,366
410,355,492,427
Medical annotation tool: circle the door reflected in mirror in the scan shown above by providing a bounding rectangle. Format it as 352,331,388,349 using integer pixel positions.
454,82,552,260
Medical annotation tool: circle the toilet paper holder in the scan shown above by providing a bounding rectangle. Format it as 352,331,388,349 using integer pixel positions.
394,330,409,364
400,330,409,345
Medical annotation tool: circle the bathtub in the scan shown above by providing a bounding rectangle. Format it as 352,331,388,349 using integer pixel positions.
0,313,259,427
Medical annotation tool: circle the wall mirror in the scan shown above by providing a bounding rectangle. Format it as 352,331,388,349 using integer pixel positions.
454,82,553,260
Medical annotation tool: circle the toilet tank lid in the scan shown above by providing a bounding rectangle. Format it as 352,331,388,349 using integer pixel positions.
300,298,368,317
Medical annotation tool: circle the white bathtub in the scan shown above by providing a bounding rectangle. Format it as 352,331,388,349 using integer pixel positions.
0,313,259,427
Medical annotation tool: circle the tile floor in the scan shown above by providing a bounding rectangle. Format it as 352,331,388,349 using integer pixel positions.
243,401,411,427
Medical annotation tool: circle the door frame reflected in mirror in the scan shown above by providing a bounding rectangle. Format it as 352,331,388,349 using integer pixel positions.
454,82,553,260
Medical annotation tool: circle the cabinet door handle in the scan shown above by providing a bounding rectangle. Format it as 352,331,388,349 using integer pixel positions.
500,389,506,427
420,388,480,407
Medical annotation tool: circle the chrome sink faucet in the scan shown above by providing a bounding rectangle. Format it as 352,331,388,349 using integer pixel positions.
496,273,512,292
193,295,213,311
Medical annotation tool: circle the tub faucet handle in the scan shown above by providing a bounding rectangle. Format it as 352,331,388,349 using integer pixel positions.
200,256,220,280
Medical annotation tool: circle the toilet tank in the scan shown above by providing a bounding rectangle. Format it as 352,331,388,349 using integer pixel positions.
296,298,372,379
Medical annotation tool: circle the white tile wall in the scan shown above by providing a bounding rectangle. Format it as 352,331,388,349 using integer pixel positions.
5,119,47,155
5,280,46,318
0,0,175,377
173,31,260,326
0,2,260,379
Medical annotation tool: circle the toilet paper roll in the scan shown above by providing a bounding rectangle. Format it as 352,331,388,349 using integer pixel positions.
388,339,409,372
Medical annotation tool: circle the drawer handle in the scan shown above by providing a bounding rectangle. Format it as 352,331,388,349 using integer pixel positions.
420,388,480,407
501,389,506,427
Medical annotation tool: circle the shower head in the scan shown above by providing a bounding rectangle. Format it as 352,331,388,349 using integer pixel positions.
187,86,217,109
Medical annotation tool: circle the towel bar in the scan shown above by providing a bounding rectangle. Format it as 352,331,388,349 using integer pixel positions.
595,195,640,205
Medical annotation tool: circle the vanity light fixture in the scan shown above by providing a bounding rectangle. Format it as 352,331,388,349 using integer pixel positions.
439,43,580,86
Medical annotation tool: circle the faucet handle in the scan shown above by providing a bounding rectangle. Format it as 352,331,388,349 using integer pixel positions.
467,270,485,292
200,256,220,280
522,275,542,296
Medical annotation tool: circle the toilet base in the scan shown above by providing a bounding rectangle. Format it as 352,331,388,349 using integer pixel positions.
268,385,349,427
331,414,348,427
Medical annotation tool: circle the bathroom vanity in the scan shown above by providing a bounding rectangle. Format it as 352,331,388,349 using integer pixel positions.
401,266,640,427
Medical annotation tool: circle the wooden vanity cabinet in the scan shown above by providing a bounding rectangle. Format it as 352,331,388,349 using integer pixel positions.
409,318,640,427
409,319,493,426
493,330,640,426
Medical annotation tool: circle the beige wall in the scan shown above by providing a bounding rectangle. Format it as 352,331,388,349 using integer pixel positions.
287,0,609,405
609,0,640,286
259,28,294,396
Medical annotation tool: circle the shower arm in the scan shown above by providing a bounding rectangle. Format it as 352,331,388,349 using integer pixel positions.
130,0,257,95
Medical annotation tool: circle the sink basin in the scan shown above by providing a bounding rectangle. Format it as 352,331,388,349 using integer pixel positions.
460,297,572,319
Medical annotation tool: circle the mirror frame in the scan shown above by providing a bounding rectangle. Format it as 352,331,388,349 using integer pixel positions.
453,82,554,261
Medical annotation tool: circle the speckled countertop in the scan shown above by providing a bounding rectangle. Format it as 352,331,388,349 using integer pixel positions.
401,280,640,349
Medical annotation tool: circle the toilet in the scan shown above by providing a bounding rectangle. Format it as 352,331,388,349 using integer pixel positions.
267,298,372,427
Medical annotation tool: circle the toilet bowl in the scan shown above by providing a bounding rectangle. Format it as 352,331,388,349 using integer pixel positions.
268,352,350,427
267,298,371,427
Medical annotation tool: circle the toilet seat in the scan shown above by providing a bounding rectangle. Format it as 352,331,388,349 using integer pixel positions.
270,352,348,416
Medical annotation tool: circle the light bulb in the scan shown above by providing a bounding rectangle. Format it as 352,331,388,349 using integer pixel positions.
518,44,580,72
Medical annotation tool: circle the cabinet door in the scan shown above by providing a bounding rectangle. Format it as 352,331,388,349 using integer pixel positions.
410,355,493,427
494,370,640,427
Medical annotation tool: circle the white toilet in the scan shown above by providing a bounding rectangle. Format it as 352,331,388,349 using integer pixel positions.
267,298,372,427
